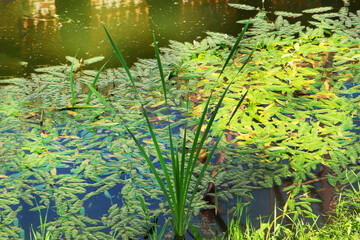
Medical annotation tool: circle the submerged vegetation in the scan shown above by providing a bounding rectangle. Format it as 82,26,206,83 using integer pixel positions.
0,4,360,239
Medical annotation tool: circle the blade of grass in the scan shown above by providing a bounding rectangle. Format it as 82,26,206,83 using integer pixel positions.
126,124,176,219
175,92,191,233
103,28,180,229
98,25,254,238
236,44,257,75
42,204,50,239
181,90,212,213
139,104,178,220
183,32,254,224
227,90,248,126
138,194,148,217
85,83,118,118
103,28,177,207
218,20,250,78
70,56,76,106
152,33,181,214
88,80,180,228
86,58,111,104
153,34,167,105
185,84,232,198
30,201,51,240
157,218,170,240
185,131,223,224
102,25,141,101
153,34,194,231
180,91,190,190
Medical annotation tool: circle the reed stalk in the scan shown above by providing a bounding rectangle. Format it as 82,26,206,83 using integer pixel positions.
88,22,254,239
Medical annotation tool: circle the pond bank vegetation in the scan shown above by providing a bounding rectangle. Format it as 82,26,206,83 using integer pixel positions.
0,5,360,240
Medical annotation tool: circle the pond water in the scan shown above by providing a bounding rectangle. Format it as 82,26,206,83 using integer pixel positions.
1,0,360,239
0,0,359,78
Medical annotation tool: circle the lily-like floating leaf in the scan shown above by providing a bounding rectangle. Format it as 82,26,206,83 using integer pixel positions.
84,56,105,65
302,6,333,13
66,56,80,65
228,3,256,11
274,11,303,18
35,66,67,73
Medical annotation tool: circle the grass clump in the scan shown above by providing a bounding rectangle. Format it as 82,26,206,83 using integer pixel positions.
225,183,360,240
87,21,254,239
30,203,52,240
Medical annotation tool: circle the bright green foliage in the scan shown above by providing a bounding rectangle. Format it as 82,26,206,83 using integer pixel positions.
176,7,360,199
225,183,360,240
0,52,175,238
0,6,360,239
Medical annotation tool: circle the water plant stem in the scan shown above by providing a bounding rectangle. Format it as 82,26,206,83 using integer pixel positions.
88,21,255,239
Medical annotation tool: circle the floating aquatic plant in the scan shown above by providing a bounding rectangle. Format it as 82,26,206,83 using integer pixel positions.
0,6,360,239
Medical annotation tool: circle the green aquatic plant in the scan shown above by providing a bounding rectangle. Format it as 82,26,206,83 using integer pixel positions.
69,55,76,106
223,195,252,240
30,202,52,240
86,58,110,104
186,6,360,198
138,194,170,240
66,54,106,106
65,56,105,73
223,179,360,240
87,22,254,239
1,6,360,239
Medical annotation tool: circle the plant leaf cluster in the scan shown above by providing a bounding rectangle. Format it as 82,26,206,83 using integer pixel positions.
0,6,360,239
174,6,360,200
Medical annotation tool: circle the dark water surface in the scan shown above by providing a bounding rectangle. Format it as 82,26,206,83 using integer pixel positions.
0,0,359,78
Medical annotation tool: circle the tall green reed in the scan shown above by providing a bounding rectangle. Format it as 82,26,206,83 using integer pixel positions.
87,22,254,239
68,51,80,107
69,56,76,106
30,202,52,240
86,58,110,104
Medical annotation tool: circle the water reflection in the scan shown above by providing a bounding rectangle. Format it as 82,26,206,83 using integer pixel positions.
0,0,242,77
147,0,237,45
55,0,91,15
26,0,56,17
2,0,356,77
